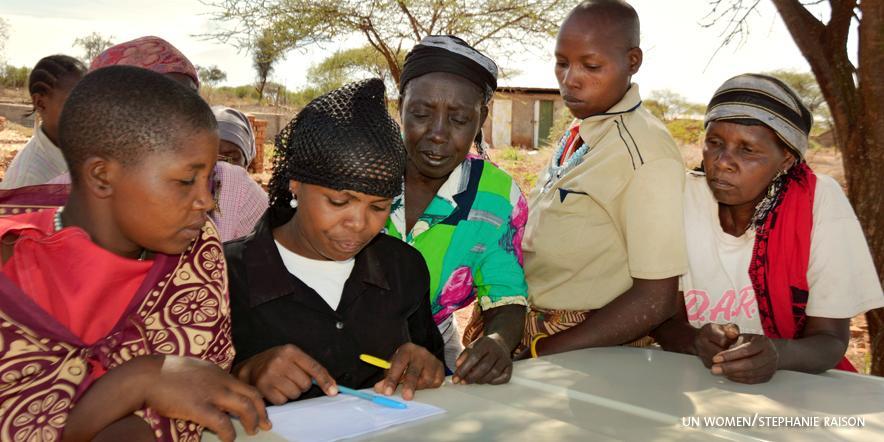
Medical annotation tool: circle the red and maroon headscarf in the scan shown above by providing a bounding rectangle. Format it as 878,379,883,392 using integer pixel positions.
89,36,199,88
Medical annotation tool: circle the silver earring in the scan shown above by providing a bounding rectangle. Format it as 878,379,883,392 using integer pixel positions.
290,197,298,208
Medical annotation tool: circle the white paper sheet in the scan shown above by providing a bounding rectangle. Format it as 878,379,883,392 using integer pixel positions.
265,392,446,441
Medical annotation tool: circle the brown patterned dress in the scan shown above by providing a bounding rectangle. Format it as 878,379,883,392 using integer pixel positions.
0,188,233,441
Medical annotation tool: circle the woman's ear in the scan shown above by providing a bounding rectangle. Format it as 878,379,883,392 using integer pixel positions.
31,93,47,115
781,149,798,173
80,157,115,199
479,104,489,128
288,179,302,198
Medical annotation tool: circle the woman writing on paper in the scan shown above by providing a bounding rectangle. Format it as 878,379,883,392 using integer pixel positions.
226,79,445,403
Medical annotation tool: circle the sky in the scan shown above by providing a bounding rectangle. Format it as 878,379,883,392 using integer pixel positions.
0,0,846,104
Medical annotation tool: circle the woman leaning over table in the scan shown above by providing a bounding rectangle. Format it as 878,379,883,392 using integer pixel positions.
652,73,884,383
386,35,528,384
226,79,444,404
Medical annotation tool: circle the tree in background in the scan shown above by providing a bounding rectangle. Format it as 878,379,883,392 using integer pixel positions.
197,64,228,88
642,90,705,148
302,44,522,101
262,82,291,107
73,32,114,64
0,18,25,91
306,45,404,93
709,0,884,376
0,18,9,65
644,89,697,121
642,100,667,122
197,65,228,102
0,65,29,89
762,69,832,133
205,0,570,88
252,27,290,105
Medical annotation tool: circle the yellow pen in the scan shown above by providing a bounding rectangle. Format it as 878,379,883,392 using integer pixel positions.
360,353,392,369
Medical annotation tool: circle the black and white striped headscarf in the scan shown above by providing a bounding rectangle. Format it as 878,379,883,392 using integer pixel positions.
705,73,813,158
400,35,498,102
400,35,499,155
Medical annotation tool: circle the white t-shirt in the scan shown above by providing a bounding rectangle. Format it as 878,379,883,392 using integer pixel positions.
680,172,883,334
0,127,68,189
274,240,355,310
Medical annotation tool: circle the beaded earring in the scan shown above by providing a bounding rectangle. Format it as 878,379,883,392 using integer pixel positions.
749,168,788,229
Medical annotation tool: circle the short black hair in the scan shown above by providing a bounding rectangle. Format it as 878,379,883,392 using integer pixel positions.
26,54,87,116
59,65,217,181
566,0,641,48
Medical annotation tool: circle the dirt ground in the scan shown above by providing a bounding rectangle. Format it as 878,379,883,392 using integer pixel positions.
0,125,31,180
0,124,872,373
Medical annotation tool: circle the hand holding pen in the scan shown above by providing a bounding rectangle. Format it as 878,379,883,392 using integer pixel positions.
370,343,445,400
694,323,740,368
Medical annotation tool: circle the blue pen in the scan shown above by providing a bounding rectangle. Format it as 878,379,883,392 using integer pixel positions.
312,381,407,409
337,385,408,409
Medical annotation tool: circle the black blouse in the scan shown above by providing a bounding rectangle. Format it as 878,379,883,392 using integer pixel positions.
224,212,444,400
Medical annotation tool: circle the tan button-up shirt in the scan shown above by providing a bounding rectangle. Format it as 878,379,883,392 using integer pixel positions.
523,84,688,311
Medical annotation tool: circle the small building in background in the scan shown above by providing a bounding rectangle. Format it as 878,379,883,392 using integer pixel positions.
209,85,567,153
482,86,564,149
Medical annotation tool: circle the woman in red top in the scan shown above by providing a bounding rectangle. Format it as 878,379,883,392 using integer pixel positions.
0,67,268,441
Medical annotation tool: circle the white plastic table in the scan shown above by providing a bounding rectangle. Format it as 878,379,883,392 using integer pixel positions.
206,347,884,441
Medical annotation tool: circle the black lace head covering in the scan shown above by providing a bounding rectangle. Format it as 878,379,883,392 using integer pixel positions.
268,78,406,222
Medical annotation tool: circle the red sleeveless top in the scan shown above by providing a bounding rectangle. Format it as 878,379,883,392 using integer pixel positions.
0,209,152,346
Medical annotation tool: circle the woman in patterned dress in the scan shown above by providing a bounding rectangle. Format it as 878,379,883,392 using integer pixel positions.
0,67,268,441
388,35,528,384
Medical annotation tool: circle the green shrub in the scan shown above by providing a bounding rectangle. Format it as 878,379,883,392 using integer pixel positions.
499,146,523,161
1,65,30,88
542,107,574,148
666,119,704,146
